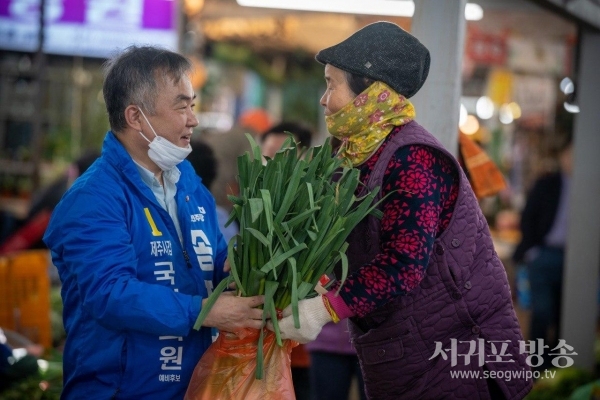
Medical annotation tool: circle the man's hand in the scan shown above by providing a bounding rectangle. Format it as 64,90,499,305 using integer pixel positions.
202,292,264,332
267,296,333,343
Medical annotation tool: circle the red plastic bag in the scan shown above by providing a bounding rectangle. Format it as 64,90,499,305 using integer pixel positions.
185,328,297,400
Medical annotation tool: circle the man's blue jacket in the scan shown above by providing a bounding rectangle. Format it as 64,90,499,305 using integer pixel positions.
44,132,228,399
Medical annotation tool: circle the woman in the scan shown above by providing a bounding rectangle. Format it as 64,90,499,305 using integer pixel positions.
273,22,532,399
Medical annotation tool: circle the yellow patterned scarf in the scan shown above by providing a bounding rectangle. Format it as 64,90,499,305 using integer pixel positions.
326,81,415,166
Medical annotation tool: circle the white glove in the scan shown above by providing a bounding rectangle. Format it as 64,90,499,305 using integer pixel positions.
270,296,333,344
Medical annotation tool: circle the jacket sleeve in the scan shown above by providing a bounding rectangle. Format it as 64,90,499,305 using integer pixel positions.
45,188,201,337
326,145,459,319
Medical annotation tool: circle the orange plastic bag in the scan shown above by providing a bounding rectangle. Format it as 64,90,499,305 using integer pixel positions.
184,328,297,400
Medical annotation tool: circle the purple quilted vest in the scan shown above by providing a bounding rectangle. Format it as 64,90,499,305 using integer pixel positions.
345,121,532,399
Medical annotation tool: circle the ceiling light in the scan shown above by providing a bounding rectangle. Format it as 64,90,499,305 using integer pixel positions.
460,115,479,135
465,3,483,21
507,102,521,119
475,96,494,120
237,0,414,17
560,77,579,113
236,0,483,20
563,102,580,114
499,104,514,125
459,103,468,127
560,77,575,95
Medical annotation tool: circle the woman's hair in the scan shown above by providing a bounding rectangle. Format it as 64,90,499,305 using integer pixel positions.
102,46,192,133
345,71,375,96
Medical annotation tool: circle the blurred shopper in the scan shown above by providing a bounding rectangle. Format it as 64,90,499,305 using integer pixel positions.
271,21,532,399
512,135,573,370
0,150,99,255
27,150,99,224
306,311,366,400
43,46,264,399
187,140,239,244
201,108,272,213
260,121,313,159
258,121,313,400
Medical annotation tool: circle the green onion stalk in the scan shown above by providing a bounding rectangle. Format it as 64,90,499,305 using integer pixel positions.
193,133,381,378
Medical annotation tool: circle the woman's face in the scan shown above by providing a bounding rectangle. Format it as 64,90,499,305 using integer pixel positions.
320,64,356,116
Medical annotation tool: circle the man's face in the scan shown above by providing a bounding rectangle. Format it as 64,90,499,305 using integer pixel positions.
320,64,356,116
139,74,198,148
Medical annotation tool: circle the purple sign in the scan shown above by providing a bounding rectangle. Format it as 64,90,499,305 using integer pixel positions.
0,0,178,57
57,0,85,23
143,0,174,29
0,1,10,16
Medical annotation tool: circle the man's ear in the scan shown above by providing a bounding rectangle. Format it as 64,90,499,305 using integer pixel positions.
124,105,143,132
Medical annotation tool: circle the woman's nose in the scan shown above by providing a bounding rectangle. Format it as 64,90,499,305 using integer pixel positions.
319,92,327,108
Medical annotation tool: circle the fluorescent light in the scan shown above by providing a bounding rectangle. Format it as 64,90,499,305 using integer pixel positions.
560,77,575,95
465,3,483,21
563,102,580,114
475,96,494,120
237,0,414,16
237,0,483,20
237,0,415,17
507,102,522,119
459,103,468,127
499,104,514,125
460,115,480,135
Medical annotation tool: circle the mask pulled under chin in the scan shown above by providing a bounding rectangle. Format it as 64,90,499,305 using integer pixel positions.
138,108,192,171
147,135,192,171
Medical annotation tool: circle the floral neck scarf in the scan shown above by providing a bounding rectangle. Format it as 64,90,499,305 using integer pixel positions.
326,81,415,166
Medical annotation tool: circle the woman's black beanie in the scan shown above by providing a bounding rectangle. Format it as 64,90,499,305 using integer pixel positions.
316,21,430,98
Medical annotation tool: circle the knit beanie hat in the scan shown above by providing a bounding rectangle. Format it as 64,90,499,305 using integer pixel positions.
316,21,430,98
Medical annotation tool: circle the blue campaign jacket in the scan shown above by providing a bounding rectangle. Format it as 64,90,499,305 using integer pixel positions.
44,132,228,399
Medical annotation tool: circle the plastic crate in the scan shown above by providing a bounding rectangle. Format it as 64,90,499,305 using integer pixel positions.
0,249,52,349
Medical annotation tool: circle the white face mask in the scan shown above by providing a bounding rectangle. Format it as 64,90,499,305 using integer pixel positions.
138,108,192,171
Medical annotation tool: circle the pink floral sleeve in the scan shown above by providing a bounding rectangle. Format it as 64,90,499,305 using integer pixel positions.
329,136,459,318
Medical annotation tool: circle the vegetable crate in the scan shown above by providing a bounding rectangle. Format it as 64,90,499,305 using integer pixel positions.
0,249,52,349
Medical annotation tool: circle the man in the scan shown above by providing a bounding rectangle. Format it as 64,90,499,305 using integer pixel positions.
44,46,264,399
512,135,572,370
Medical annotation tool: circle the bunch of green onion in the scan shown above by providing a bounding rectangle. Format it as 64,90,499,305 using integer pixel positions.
193,134,381,378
